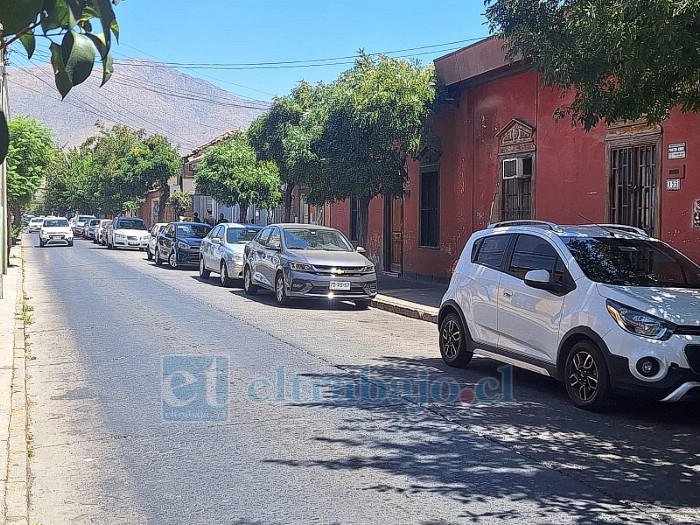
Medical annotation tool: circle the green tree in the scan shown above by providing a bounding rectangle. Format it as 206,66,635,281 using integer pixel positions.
484,0,700,129
195,133,282,223
308,54,435,247
248,81,327,222
41,125,181,217
6,115,56,225
167,190,191,218
119,134,182,221
0,0,121,162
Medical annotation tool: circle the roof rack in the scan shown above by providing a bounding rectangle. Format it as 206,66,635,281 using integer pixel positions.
585,224,650,237
488,220,562,231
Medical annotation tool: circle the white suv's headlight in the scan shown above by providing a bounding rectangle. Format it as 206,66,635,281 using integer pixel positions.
606,300,672,339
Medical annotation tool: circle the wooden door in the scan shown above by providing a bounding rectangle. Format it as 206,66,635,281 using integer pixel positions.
384,196,403,273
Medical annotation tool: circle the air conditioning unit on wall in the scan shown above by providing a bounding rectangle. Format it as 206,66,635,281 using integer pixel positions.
502,158,533,179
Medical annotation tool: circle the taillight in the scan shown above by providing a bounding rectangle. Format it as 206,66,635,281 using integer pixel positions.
451,259,459,274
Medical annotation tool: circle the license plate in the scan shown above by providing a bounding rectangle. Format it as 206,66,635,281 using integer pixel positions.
51,236,61,239
329,281,350,291
129,242,139,246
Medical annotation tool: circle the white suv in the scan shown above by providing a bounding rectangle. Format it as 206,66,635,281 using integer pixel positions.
439,221,700,410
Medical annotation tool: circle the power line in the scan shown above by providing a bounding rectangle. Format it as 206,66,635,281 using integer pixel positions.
115,37,487,68
8,56,200,150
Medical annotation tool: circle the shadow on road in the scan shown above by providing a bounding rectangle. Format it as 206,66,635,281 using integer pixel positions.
264,355,699,524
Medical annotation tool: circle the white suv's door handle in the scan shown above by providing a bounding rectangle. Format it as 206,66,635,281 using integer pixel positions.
503,290,513,298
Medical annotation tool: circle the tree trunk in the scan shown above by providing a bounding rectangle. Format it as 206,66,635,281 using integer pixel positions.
357,196,371,249
239,201,249,223
283,182,295,223
157,184,170,223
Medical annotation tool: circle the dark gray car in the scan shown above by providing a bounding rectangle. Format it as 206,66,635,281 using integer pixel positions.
243,224,377,308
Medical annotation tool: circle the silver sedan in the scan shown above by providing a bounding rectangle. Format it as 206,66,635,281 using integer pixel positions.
199,223,262,286
243,224,377,308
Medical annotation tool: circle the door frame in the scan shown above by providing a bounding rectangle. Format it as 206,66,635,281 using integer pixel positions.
383,195,404,273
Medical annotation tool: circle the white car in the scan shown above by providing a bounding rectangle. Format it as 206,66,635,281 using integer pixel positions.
146,223,167,260
72,214,96,236
39,217,73,247
106,217,150,250
93,219,112,244
28,216,46,233
439,220,700,410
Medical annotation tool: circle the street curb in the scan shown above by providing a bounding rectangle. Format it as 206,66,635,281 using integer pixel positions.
4,246,29,525
371,294,438,324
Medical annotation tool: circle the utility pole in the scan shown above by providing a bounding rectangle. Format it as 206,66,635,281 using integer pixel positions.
0,27,8,298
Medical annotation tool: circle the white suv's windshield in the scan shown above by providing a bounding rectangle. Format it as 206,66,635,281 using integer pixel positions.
564,237,700,288
42,219,69,227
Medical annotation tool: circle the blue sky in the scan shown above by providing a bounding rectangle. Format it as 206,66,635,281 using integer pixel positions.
108,0,491,102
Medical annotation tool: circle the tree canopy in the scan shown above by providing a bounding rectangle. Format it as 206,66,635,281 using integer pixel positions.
0,0,121,162
7,115,56,221
308,53,435,246
194,133,282,223
41,124,181,217
248,81,326,222
484,0,700,129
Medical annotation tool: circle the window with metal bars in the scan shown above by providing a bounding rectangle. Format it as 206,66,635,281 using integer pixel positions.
502,156,533,221
609,144,657,235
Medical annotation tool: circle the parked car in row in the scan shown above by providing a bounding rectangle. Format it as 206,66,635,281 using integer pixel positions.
199,223,262,286
146,223,167,260
243,224,377,308
94,219,112,245
71,215,96,236
154,222,211,268
39,217,73,247
28,216,46,233
438,220,700,410
106,217,150,250
83,218,101,240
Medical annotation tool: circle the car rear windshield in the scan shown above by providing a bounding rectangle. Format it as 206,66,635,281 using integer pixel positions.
43,219,69,227
284,228,354,251
116,219,147,230
177,224,210,238
77,215,94,221
226,227,261,244
88,219,101,225
564,237,700,288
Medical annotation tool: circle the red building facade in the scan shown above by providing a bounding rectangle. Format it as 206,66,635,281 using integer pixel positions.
326,38,700,280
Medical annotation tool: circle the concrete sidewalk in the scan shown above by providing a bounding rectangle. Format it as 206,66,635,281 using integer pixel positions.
371,273,448,324
0,245,28,525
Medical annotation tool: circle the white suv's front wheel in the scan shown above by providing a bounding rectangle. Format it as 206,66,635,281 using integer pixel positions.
564,341,612,411
439,312,473,368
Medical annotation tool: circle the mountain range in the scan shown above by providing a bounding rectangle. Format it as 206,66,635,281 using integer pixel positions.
6,58,270,154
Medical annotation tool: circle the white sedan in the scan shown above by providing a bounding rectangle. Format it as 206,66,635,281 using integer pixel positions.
106,217,150,250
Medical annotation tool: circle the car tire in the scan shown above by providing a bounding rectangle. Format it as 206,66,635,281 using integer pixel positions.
154,248,163,266
107,240,113,250
243,266,258,295
564,341,612,411
354,300,371,309
220,262,234,287
67,241,73,247
274,272,290,306
39,240,45,247
199,258,210,279
146,247,153,260
439,311,473,368
168,251,178,269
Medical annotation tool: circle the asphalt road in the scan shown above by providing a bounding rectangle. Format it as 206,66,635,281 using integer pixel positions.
22,235,699,525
